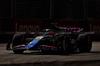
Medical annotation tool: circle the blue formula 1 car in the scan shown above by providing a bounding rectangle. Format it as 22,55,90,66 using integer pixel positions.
10,26,92,54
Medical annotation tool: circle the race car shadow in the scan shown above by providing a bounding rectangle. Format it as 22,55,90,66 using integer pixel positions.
10,50,100,55
90,51,100,54
14,51,100,56
19,51,81,56
10,51,100,56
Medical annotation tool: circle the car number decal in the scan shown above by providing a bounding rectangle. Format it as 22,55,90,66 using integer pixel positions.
36,36,44,39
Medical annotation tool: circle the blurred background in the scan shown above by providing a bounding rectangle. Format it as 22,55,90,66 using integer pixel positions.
0,0,100,42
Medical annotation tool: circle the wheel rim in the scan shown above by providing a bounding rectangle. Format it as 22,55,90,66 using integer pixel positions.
57,38,68,53
63,39,67,51
57,40,62,50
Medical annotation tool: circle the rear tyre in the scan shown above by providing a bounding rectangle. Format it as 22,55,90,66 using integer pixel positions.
77,34,92,52
12,34,24,54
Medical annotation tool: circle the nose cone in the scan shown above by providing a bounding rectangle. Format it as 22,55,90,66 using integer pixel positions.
27,36,44,49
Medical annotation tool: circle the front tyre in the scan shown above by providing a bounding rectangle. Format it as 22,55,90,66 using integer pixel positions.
12,34,24,54
13,50,24,54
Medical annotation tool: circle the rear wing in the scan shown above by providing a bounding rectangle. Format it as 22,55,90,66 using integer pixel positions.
59,27,83,32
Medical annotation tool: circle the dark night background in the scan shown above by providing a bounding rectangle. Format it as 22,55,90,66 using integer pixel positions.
0,0,99,19
0,0,100,42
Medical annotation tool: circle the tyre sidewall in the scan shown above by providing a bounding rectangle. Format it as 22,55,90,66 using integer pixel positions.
77,34,92,52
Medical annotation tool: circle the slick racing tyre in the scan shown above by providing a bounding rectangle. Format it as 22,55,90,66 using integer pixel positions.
77,34,92,52
55,35,70,54
12,34,24,54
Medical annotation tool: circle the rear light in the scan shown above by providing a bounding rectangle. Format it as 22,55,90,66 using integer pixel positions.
49,31,53,33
